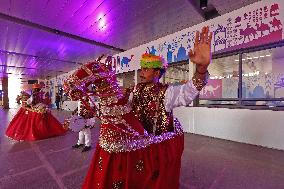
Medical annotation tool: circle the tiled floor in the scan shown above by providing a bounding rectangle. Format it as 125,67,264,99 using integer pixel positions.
1,108,284,189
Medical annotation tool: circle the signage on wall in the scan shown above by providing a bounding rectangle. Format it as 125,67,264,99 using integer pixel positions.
109,0,283,74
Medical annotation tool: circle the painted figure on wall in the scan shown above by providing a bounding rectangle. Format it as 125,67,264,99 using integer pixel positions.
147,46,157,55
167,44,173,63
120,55,134,68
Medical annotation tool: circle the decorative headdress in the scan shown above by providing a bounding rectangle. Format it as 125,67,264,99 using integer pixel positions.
32,83,41,89
140,53,168,69
63,55,122,103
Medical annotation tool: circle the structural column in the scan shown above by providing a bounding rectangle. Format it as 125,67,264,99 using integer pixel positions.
189,61,199,107
2,77,9,109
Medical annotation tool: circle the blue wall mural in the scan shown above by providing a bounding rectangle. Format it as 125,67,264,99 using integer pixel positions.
105,1,284,74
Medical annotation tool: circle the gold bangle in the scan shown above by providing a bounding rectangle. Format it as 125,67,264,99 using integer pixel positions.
192,71,209,91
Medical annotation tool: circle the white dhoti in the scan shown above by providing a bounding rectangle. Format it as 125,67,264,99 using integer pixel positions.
76,117,96,147
77,127,92,147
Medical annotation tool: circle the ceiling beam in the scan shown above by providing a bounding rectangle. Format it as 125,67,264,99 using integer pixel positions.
0,12,125,52
0,50,83,65
0,70,63,79
0,65,67,73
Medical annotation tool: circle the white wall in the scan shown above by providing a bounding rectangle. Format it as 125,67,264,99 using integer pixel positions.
174,107,284,150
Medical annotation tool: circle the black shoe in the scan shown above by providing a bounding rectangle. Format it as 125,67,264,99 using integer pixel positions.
72,144,84,149
82,146,92,152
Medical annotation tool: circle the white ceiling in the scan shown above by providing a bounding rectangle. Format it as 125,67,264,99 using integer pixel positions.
0,0,260,80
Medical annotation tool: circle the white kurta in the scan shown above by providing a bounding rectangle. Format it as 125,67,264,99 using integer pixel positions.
164,80,199,112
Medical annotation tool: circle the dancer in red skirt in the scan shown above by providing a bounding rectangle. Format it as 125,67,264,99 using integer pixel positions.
64,26,212,189
16,91,31,107
5,83,67,141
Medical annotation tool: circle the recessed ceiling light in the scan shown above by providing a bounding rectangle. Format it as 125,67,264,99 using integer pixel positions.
266,54,271,57
97,13,104,21
99,19,105,28
260,55,264,58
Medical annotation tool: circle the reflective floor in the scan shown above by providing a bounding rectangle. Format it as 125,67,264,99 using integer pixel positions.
0,108,284,189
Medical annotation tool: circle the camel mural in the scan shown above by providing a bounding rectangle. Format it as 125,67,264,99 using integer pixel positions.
110,2,284,75
240,24,258,42
270,17,282,30
120,55,134,68
202,85,221,97
105,55,137,72
255,22,270,37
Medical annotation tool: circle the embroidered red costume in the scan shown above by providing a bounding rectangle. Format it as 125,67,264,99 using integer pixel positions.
5,84,67,141
63,53,208,189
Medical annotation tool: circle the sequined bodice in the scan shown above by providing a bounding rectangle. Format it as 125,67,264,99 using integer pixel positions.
131,83,174,135
32,92,43,105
